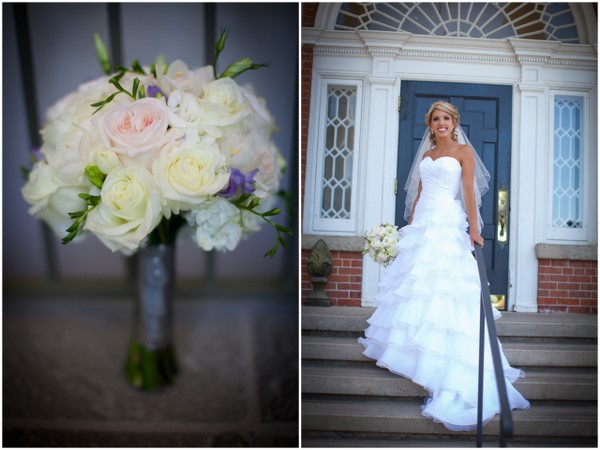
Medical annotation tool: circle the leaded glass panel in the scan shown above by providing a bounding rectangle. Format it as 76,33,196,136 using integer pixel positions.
552,95,583,228
320,86,356,220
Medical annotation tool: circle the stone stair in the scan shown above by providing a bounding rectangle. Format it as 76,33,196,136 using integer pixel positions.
302,306,598,447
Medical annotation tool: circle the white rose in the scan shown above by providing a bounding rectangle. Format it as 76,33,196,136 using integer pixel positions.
220,128,265,172
93,98,175,158
157,60,214,96
40,117,87,185
240,84,275,128
167,90,202,125
253,143,282,199
85,166,162,254
22,161,60,215
187,197,242,252
200,78,250,128
22,161,87,240
152,140,230,215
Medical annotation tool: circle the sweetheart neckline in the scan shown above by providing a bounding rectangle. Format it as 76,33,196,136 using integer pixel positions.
424,155,461,166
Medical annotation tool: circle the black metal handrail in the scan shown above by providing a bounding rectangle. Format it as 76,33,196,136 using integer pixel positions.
474,243,513,447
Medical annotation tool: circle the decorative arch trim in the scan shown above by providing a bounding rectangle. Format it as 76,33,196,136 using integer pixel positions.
313,3,597,45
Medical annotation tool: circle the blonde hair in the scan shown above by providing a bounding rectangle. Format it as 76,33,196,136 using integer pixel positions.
425,101,460,146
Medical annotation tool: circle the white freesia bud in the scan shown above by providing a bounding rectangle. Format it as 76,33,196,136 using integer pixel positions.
85,166,162,254
90,149,121,174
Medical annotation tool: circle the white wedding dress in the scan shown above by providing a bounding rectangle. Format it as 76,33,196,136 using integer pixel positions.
359,155,530,431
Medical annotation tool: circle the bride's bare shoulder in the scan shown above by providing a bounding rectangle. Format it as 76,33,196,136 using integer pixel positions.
457,144,474,161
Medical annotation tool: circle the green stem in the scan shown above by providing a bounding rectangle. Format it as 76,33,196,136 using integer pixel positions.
147,216,185,246
125,340,178,391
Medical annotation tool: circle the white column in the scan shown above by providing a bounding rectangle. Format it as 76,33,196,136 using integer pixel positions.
510,49,549,312
357,45,400,306
512,89,544,312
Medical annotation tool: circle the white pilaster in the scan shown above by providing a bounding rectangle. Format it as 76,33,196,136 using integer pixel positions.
359,42,401,307
510,40,550,312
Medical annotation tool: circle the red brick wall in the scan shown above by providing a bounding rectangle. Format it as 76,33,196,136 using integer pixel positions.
537,259,598,314
301,3,318,224
301,43,313,221
302,3,319,27
302,250,363,307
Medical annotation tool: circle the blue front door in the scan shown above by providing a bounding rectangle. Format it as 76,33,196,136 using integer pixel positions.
396,81,512,310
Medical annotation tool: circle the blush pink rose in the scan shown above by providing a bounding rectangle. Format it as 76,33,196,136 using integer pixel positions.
95,98,173,158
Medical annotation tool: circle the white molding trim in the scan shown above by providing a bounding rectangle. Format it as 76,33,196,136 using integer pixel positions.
306,30,597,68
314,3,342,30
314,3,598,46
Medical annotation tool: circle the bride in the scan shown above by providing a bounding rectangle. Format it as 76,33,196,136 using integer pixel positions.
358,101,530,431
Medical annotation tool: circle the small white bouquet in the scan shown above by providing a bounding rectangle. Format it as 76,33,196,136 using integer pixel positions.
363,223,401,267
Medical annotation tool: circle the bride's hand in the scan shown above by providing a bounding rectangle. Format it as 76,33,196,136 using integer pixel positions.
470,230,484,247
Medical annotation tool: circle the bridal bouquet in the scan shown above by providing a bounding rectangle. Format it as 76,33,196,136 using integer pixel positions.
20,30,292,390
363,223,401,267
21,30,290,256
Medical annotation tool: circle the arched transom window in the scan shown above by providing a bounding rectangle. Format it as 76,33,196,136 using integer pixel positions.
335,3,580,43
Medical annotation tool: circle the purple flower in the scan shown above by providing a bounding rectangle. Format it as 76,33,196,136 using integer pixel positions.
31,147,44,161
146,85,166,100
219,168,258,198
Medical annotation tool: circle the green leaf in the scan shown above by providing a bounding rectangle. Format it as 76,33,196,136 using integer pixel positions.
109,74,127,93
68,211,86,219
20,165,31,180
131,59,145,75
219,57,269,80
78,193,101,207
85,165,106,188
262,208,280,217
132,77,140,99
94,33,111,75
248,197,261,209
63,189,102,244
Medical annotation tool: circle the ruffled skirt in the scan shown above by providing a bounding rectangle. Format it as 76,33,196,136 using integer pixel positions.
358,200,530,431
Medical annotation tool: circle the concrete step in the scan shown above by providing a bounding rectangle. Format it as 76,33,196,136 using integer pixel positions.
302,398,597,438
302,306,598,340
302,336,598,368
302,365,598,401
302,432,598,447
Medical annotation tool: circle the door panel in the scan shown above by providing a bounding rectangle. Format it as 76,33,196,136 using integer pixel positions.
396,81,512,310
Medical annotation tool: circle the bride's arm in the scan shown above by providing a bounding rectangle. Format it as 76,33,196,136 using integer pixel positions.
461,147,484,246
408,181,422,225
409,150,432,225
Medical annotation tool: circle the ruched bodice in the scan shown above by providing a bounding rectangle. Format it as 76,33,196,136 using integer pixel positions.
358,152,530,431
420,156,461,198
412,156,466,229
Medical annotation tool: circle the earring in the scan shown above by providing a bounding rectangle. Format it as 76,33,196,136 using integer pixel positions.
451,128,458,141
